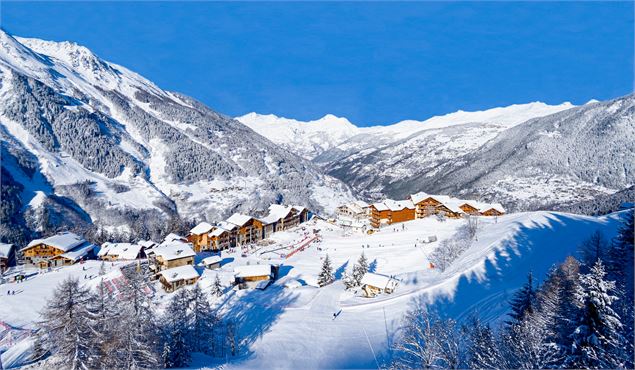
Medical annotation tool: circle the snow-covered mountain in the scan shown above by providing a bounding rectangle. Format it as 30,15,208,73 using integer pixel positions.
243,97,633,211
0,30,354,243
236,112,360,160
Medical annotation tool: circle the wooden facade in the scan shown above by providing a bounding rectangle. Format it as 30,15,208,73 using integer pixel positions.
412,197,443,219
481,208,504,217
22,243,66,268
155,255,195,270
390,207,416,223
236,218,264,245
369,205,391,228
187,233,210,253
459,203,480,215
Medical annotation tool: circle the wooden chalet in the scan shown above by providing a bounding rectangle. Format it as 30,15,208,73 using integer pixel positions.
260,204,311,238
384,199,416,223
410,192,463,218
21,232,96,269
459,203,481,215
98,242,145,261
369,203,391,228
336,201,369,221
0,243,15,273
187,222,215,252
159,265,200,292
360,273,398,298
227,213,263,245
234,264,273,289
200,255,222,269
209,223,235,251
481,204,506,216
149,240,196,272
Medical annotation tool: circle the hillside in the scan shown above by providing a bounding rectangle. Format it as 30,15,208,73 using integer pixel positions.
0,210,627,368
0,30,354,244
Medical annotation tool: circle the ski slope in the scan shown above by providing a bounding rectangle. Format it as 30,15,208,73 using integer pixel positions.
0,210,627,368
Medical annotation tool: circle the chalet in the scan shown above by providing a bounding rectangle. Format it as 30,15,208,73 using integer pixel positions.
21,232,96,269
227,213,264,245
234,264,273,289
138,240,158,250
360,273,398,298
384,199,416,224
158,265,200,292
187,222,214,252
0,243,15,273
200,255,222,269
259,204,310,238
336,201,369,221
410,193,463,218
293,206,311,224
480,203,506,216
98,243,145,261
164,233,188,243
459,202,481,215
149,241,196,272
369,203,391,228
209,223,235,251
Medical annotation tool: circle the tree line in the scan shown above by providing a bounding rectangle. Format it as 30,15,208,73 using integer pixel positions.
34,266,237,370
390,210,634,369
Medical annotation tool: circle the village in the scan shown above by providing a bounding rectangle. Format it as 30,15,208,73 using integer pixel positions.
0,192,505,298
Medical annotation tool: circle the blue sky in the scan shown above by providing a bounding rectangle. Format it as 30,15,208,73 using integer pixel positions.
2,1,633,126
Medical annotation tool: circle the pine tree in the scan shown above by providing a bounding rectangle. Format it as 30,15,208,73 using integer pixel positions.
579,230,608,272
98,261,106,276
606,209,635,368
352,253,369,286
189,283,216,354
89,281,121,369
211,274,223,297
116,270,160,369
163,289,192,367
317,254,335,287
38,277,96,370
507,271,537,325
566,260,624,369
342,271,356,290
463,315,502,369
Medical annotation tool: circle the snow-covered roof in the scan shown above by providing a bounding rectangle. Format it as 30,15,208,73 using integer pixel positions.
153,241,196,261
234,264,272,278
163,233,186,243
459,200,505,213
98,242,143,260
337,203,365,215
159,265,200,283
217,221,238,231
56,243,96,262
410,192,433,205
371,202,389,212
361,273,398,291
190,222,214,235
209,227,228,237
138,240,157,249
0,243,14,258
260,204,294,224
292,205,306,213
482,203,505,213
383,199,415,212
226,213,253,227
201,256,222,265
24,232,86,252
353,200,369,209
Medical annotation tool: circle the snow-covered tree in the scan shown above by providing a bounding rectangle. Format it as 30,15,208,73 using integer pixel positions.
463,315,502,369
392,301,443,368
189,283,216,354
342,271,357,290
116,270,160,369
565,260,624,369
38,277,96,370
579,230,608,271
211,274,224,297
98,261,106,276
89,281,122,369
352,253,368,286
507,271,537,325
163,289,192,368
317,254,335,287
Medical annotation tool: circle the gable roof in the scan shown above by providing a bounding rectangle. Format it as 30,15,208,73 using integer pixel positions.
371,202,390,212
153,241,196,261
138,240,157,249
361,272,398,291
0,243,14,258
226,213,254,227
159,265,200,283
234,264,272,278
217,221,238,231
201,255,222,266
55,243,96,262
383,199,415,212
260,204,294,224
99,243,144,260
190,222,214,235
164,233,187,243
24,232,86,252
410,192,434,205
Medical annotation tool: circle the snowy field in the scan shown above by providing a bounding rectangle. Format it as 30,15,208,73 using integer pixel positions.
0,210,626,369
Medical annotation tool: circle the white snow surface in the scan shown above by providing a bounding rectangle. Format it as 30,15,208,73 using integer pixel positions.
0,210,627,369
